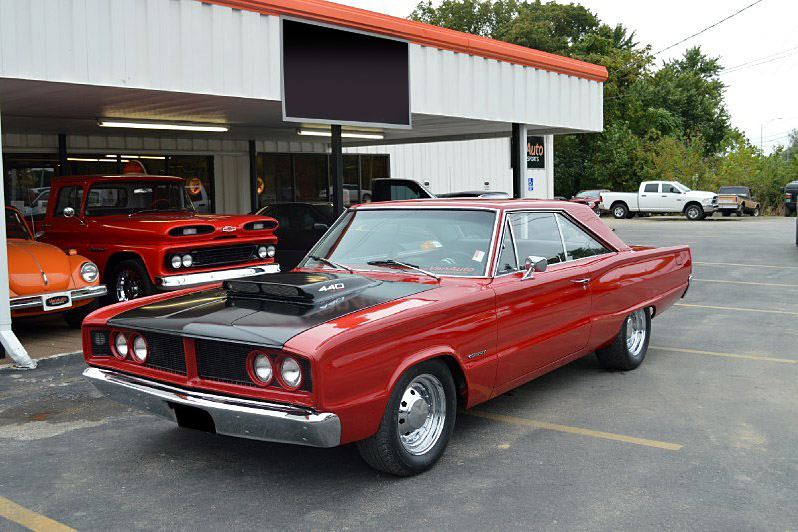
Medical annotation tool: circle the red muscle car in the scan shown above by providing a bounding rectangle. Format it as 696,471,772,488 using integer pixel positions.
82,200,692,476
40,175,279,303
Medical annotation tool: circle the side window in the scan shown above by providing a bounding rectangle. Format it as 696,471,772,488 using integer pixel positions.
644,183,659,193
496,221,518,274
508,212,565,265
268,206,290,230
53,186,84,217
557,215,610,261
663,184,680,194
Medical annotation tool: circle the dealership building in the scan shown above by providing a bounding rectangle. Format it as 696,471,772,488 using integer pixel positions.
0,0,606,366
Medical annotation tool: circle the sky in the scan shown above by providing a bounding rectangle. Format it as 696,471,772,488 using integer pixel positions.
332,0,798,154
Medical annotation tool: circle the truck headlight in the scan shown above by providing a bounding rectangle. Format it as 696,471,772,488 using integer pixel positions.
80,262,99,283
171,255,182,269
257,245,276,259
182,254,193,268
279,356,302,390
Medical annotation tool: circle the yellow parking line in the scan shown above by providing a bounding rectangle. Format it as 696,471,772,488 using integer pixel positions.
694,261,798,270
650,346,796,364
692,278,796,288
675,303,798,316
0,496,75,532
465,410,683,451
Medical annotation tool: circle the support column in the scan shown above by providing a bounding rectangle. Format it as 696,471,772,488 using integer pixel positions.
511,123,527,199
331,125,344,217
57,133,67,176
0,110,35,368
249,140,258,213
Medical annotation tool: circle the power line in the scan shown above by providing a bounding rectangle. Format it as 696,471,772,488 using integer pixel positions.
722,50,798,74
722,45,798,71
654,0,765,56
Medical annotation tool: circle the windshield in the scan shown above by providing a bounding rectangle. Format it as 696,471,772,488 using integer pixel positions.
5,209,31,239
301,208,498,277
85,181,195,216
672,182,691,193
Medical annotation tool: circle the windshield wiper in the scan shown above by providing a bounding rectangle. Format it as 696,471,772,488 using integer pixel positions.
308,255,355,274
366,259,440,280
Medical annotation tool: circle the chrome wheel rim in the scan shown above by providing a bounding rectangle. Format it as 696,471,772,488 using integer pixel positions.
613,206,625,218
116,269,141,302
397,374,446,456
687,206,700,219
625,309,647,357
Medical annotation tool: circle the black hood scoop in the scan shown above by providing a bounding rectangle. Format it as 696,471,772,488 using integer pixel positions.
108,271,437,347
223,272,379,304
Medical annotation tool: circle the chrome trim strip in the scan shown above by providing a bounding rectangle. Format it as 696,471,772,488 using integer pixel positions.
83,367,341,448
157,264,281,288
10,285,107,310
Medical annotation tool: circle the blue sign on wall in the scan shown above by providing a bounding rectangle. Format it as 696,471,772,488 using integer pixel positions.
527,177,534,191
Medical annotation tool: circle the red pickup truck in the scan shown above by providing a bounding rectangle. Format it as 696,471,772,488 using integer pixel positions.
39,175,279,303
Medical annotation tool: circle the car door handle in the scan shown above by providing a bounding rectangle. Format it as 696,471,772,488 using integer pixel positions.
572,278,590,285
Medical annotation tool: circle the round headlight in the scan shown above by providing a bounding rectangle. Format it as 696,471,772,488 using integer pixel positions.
113,332,129,359
171,255,182,269
80,262,99,283
131,335,148,363
257,245,269,259
279,356,302,389
266,245,276,258
250,353,273,385
182,254,193,268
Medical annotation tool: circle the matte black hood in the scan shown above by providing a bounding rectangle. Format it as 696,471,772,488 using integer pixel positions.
108,272,436,348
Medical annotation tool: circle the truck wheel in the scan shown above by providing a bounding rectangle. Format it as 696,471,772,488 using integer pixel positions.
736,206,744,217
752,206,760,217
685,204,704,221
722,211,731,217
356,359,457,476
62,300,99,329
612,203,629,219
596,308,651,370
110,259,155,303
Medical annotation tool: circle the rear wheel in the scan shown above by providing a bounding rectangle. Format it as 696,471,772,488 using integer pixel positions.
722,211,731,217
612,203,629,219
356,359,456,476
752,206,760,217
736,206,744,217
110,259,155,303
596,308,651,370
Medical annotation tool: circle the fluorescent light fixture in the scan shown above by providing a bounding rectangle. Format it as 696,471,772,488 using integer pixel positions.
297,128,384,140
106,155,167,160
98,120,229,132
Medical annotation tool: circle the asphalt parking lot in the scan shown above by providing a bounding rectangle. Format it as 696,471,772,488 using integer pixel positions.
1,215,797,531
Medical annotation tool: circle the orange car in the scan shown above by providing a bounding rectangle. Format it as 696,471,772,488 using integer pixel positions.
7,207,106,328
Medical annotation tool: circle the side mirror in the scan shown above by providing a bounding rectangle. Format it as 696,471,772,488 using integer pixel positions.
522,255,548,280
63,207,75,218
313,223,329,231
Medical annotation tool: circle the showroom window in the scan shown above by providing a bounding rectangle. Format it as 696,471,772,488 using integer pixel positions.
256,153,389,209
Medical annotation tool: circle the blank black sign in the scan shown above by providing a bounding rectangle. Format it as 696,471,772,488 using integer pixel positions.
282,19,410,127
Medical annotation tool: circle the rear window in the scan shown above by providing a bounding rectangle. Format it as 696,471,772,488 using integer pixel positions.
719,187,748,196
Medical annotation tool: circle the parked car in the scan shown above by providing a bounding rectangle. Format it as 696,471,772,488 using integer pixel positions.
319,184,372,204
599,181,718,220
39,175,279,303
82,199,692,476
717,186,760,217
371,178,509,201
570,189,609,214
783,180,798,216
6,207,106,328
254,202,335,271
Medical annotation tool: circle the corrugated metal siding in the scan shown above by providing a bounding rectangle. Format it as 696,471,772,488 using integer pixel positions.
0,0,282,100
345,138,513,196
0,0,602,132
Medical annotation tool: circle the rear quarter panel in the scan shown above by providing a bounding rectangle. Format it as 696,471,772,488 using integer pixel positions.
588,246,691,350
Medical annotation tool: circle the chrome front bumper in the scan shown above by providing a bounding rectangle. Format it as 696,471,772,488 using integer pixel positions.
156,264,281,289
83,367,340,448
10,285,107,310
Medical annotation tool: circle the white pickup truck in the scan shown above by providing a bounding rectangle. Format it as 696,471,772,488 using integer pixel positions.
599,181,718,221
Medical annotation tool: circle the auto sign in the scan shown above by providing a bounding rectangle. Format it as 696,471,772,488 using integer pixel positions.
222,226,237,232
43,292,72,312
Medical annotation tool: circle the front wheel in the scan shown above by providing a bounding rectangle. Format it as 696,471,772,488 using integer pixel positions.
110,259,155,303
612,203,629,219
685,204,704,221
752,206,760,217
596,308,651,370
356,359,456,476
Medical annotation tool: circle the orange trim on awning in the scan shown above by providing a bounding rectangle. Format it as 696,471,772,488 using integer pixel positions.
200,0,609,82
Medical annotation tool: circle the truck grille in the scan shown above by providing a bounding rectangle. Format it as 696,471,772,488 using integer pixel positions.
194,339,312,391
143,332,186,375
191,244,257,267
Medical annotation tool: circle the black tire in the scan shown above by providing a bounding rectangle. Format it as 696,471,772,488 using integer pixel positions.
722,211,731,217
595,308,651,371
109,259,155,303
752,206,760,217
62,299,99,329
736,206,744,217
611,203,629,219
684,204,704,221
356,359,457,476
